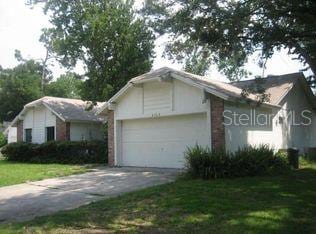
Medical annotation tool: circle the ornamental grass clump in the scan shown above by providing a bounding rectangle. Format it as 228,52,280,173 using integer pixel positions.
185,144,289,179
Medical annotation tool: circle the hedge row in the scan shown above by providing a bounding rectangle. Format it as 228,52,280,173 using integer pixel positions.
185,144,289,179
1,140,107,164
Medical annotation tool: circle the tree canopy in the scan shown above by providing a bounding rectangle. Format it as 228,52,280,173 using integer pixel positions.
0,56,82,122
143,0,316,86
44,73,83,99
32,0,155,101
0,60,42,121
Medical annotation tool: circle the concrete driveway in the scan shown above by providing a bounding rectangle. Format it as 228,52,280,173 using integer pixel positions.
0,167,178,223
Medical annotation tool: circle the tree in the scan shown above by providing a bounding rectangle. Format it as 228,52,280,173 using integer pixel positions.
44,73,83,99
15,49,53,93
0,60,42,121
31,0,155,101
143,0,316,86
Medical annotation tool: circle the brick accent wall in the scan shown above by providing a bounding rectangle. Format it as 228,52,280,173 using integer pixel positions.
211,95,225,150
56,118,70,141
108,110,115,167
17,120,23,142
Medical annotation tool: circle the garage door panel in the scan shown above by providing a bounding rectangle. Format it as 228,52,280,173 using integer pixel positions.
121,113,209,168
122,128,206,143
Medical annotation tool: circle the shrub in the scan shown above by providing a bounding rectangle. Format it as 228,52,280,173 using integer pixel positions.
303,148,316,162
1,140,107,164
185,144,289,179
185,144,231,179
231,145,280,177
0,133,7,148
0,142,34,162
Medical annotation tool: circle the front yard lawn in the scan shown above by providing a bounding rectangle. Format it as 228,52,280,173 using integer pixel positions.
0,159,89,187
1,161,316,233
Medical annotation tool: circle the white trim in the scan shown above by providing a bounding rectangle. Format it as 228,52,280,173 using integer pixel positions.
96,68,283,114
206,98,212,148
115,110,207,121
170,73,230,100
42,103,66,122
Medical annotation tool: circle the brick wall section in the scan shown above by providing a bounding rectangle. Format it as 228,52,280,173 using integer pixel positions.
211,95,225,150
56,117,70,141
17,120,23,142
108,110,115,167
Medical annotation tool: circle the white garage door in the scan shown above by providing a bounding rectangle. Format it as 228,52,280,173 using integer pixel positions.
121,113,209,168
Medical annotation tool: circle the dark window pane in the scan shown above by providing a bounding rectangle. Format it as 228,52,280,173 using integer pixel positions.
46,127,55,142
25,129,32,143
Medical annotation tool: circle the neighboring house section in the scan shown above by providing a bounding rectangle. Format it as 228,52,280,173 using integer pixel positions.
9,97,106,144
3,122,17,143
98,67,316,169
231,75,316,152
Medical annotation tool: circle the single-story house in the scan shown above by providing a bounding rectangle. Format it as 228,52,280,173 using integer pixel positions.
98,67,316,169
9,96,106,144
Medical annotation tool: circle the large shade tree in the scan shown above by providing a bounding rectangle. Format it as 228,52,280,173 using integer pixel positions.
44,73,83,99
30,0,155,101
0,60,42,121
143,0,316,87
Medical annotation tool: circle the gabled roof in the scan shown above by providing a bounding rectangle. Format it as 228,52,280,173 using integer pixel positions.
230,72,316,106
99,67,316,114
100,67,307,113
10,97,106,129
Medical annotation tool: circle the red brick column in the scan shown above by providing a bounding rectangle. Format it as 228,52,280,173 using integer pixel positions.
17,120,23,142
108,110,115,167
56,118,70,141
211,95,225,150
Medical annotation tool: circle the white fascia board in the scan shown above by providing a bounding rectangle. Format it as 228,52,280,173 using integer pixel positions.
42,103,66,122
170,73,230,100
9,107,27,128
96,103,109,115
109,83,132,104
96,83,133,114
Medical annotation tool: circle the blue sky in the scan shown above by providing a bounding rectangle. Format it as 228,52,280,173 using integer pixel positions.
0,0,308,82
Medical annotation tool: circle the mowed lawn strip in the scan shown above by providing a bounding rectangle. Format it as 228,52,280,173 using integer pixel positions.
0,160,89,187
1,161,315,233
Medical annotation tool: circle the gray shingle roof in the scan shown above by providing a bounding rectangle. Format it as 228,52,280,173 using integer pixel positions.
130,67,274,105
98,67,316,114
26,96,106,122
230,73,303,105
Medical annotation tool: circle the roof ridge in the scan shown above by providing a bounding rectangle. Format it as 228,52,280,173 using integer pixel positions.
230,72,303,84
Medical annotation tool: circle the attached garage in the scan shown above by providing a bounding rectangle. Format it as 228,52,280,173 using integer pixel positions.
100,67,316,169
102,67,232,169
121,113,209,168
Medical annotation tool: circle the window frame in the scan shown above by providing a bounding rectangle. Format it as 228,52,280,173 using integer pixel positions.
46,126,55,142
24,128,32,143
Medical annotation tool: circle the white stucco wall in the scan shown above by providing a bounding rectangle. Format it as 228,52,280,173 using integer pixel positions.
277,83,316,151
225,82,316,153
70,122,104,141
224,103,276,152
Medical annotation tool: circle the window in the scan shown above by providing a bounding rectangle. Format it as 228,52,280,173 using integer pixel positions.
25,129,32,143
46,127,55,142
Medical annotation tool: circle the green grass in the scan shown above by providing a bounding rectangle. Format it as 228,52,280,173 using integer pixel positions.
0,159,89,187
1,160,315,233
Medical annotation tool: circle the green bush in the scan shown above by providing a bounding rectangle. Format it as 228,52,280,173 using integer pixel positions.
0,133,7,148
185,144,231,179
185,144,289,179
1,140,107,164
303,148,316,162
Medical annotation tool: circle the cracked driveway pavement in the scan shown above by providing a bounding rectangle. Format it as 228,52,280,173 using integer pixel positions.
0,167,178,223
